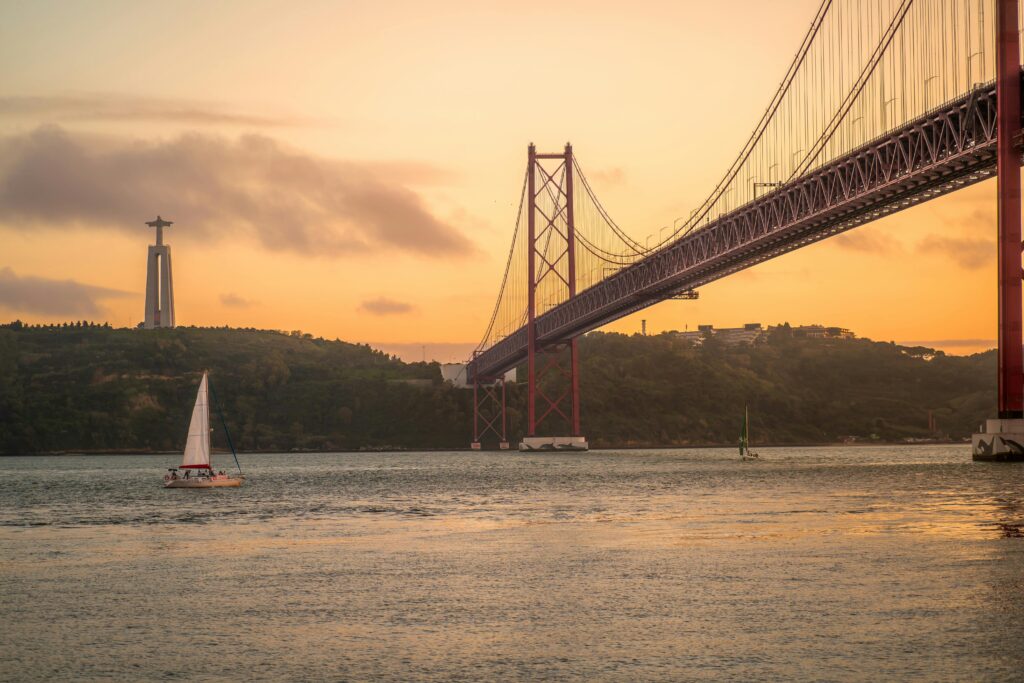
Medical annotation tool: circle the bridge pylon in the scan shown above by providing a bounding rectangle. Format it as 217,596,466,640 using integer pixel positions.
973,0,1024,461
521,143,588,452
470,363,509,451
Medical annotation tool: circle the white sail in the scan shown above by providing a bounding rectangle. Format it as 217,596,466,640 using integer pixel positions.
181,372,211,469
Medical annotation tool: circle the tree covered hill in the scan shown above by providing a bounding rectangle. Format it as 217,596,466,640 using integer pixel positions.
0,323,463,454
578,329,993,447
0,322,996,453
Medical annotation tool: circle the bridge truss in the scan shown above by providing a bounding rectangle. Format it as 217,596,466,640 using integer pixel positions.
466,0,1024,454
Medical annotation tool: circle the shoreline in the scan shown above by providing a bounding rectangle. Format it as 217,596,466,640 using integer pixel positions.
0,440,971,457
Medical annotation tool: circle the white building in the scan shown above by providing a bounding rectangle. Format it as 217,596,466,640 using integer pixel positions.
677,323,765,346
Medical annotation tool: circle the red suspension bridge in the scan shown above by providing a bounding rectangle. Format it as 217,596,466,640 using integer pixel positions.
465,0,1024,460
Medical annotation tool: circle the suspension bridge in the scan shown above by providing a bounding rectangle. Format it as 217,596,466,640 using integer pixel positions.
462,0,1024,460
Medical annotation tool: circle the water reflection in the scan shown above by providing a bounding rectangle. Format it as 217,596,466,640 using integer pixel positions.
1,446,1023,681
990,494,1024,538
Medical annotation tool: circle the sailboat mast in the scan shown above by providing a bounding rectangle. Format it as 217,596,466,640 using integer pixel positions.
746,404,750,449
740,404,748,456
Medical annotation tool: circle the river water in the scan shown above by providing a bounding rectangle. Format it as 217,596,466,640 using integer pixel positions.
1,446,1023,681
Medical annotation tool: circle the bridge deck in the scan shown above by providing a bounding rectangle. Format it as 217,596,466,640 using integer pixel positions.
470,82,1004,382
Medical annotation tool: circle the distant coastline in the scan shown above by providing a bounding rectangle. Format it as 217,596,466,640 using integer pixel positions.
2,438,973,457
0,323,995,455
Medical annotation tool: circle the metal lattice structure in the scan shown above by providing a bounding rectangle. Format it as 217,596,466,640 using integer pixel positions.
471,83,1003,381
467,0,1024,452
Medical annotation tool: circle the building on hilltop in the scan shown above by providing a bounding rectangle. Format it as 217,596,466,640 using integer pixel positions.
789,324,855,339
675,323,765,347
676,323,855,347
675,326,709,345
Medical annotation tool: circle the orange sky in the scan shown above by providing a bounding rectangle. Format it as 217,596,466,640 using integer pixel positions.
0,0,1001,360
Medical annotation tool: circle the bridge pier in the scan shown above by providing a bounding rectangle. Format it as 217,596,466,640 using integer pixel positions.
973,0,1024,461
471,376,509,451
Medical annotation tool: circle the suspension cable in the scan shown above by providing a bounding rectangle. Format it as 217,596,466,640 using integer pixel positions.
475,167,529,353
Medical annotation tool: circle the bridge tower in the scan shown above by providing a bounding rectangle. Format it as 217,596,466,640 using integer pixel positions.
520,143,588,452
973,0,1024,461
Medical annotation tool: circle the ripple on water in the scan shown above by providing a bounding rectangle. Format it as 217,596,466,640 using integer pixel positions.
1,447,1023,682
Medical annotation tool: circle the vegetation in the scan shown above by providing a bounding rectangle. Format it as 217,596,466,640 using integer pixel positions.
0,322,996,454
0,322,461,453
577,328,992,447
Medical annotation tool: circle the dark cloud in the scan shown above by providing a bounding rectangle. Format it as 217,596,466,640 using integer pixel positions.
0,95,304,127
220,293,254,308
359,297,415,315
917,235,992,269
0,267,131,316
0,126,474,258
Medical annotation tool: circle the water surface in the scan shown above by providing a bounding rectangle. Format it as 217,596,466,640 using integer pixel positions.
2,446,1022,681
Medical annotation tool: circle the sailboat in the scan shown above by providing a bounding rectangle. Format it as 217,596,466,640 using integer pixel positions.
163,371,245,488
740,404,760,461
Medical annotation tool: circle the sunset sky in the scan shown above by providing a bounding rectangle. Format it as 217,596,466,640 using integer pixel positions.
0,0,1000,360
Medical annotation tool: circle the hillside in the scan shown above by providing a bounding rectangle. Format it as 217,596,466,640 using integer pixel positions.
577,329,993,447
0,322,997,453
0,323,463,453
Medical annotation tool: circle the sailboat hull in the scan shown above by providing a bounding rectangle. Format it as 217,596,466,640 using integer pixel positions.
164,475,244,488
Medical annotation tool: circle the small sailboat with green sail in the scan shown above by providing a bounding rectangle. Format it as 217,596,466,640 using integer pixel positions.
740,404,760,461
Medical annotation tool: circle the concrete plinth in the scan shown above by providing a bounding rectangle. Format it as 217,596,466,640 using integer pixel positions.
518,436,589,452
472,441,511,451
972,419,1024,461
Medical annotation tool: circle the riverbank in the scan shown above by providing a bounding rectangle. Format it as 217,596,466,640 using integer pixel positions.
2,323,995,454
2,438,974,457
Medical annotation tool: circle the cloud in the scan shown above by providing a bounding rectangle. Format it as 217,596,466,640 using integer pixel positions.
359,297,415,315
587,167,626,186
832,230,902,255
917,235,992,269
220,293,254,308
0,126,474,258
0,267,131,316
0,95,304,128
